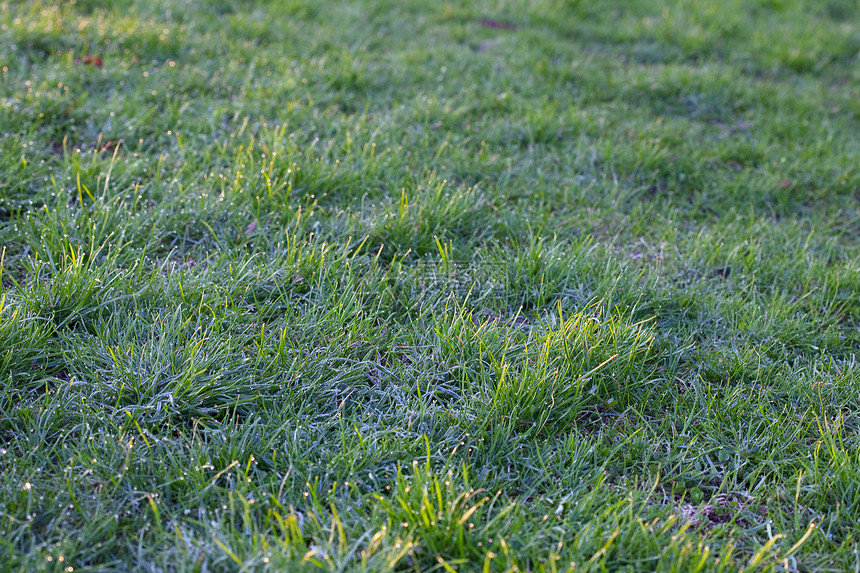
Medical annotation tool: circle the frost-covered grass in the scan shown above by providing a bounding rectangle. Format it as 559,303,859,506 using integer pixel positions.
1,0,858,571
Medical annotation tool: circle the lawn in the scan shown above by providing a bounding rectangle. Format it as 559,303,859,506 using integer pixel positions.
1,0,859,571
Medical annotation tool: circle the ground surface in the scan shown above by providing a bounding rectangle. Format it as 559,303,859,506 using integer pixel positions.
1,0,859,571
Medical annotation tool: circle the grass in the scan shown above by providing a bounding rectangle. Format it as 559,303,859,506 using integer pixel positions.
0,0,858,570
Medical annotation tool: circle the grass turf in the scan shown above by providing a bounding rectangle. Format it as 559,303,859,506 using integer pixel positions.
1,0,859,571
